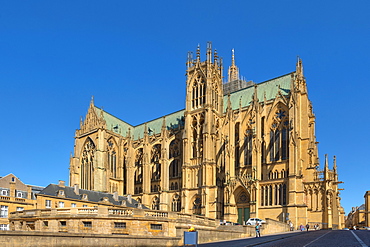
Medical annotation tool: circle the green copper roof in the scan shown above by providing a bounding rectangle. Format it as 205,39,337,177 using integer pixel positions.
94,106,133,136
132,109,185,140
223,72,293,111
94,73,293,140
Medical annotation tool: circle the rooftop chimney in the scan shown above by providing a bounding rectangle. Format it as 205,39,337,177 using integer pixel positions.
127,194,132,204
113,191,118,201
58,180,65,187
74,184,79,195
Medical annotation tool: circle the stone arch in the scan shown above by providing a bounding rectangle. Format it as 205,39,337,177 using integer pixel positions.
233,186,250,225
171,194,181,212
190,194,202,215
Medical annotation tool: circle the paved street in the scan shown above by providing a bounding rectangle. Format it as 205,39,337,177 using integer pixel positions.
198,230,370,247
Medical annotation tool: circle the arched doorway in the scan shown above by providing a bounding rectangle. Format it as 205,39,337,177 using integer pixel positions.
235,189,250,225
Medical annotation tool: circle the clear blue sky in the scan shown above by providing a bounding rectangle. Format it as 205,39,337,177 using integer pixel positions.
0,1,369,215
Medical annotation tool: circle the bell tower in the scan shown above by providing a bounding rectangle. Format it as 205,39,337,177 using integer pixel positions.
182,42,224,218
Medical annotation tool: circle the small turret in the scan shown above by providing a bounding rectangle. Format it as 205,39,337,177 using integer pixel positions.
228,49,240,82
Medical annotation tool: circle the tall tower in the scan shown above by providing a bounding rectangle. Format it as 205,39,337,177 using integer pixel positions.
182,42,224,218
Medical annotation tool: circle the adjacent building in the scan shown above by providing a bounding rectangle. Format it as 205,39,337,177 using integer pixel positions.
36,180,146,210
0,174,43,230
69,43,345,229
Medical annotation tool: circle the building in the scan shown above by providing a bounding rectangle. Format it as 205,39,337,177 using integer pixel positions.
69,43,344,229
0,174,43,230
366,191,370,227
345,204,366,228
36,180,146,211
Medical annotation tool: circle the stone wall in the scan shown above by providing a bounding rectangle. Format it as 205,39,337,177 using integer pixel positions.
0,231,181,247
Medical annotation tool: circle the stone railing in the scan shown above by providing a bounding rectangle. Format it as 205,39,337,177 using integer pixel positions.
108,208,133,216
10,206,218,228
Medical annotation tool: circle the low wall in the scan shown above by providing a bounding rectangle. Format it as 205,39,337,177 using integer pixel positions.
1,219,290,246
0,231,181,247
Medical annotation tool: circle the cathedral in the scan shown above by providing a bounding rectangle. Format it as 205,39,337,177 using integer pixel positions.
69,43,345,229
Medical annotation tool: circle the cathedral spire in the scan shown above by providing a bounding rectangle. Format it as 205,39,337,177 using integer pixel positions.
228,49,239,82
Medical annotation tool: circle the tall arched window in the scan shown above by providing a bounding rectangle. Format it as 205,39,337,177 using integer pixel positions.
107,138,117,178
169,139,181,178
191,76,206,109
80,138,95,190
269,109,289,162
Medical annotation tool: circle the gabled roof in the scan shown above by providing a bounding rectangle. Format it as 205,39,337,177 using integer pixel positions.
93,73,293,140
39,184,147,209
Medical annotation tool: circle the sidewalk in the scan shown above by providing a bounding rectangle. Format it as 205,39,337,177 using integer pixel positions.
198,230,306,247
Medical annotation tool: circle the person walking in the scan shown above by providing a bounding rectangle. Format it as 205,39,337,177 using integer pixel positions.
255,222,261,238
306,224,310,232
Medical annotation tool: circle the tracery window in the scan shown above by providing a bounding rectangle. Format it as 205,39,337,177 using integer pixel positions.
172,194,181,212
169,140,181,178
269,109,289,162
107,138,117,178
81,138,95,190
191,76,206,109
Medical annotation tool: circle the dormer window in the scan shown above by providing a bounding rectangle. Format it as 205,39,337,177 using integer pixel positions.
82,194,88,200
58,190,65,197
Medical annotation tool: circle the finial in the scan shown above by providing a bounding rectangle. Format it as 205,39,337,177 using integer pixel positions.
296,56,304,78
324,154,329,170
187,51,193,68
333,155,337,171
207,41,212,62
232,48,235,66
196,44,200,61
90,95,95,107
214,49,218,64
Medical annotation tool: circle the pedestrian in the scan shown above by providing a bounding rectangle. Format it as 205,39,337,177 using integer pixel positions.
306,224,310,232
300,224,303,231
255,222,261,238
289,221,294,231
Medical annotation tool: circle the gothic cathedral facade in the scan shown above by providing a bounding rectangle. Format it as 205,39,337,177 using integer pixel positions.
69,43,344,229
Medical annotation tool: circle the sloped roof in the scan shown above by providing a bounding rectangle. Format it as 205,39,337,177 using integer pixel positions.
224,72,292,111
94,73,293,140
39,184,147,209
